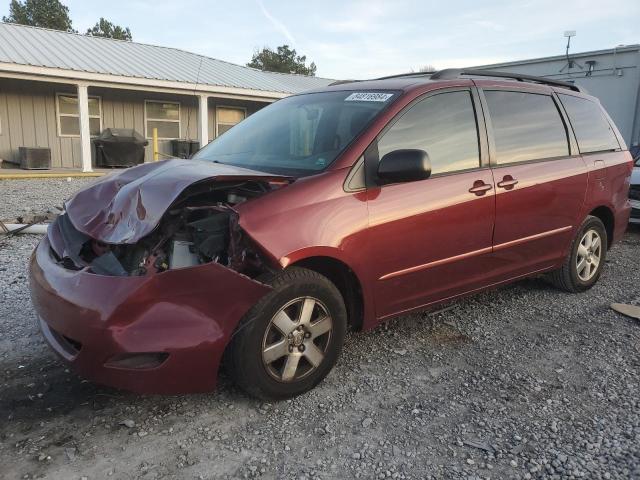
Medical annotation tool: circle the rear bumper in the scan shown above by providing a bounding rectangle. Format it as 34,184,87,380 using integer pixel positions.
29,236,270,394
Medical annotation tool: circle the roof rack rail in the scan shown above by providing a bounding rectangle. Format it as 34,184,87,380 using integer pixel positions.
375,72,433,80
429,68,583,92
328,79,360,86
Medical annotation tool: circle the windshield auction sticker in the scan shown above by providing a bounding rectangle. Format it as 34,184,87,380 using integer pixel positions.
345,92,394,102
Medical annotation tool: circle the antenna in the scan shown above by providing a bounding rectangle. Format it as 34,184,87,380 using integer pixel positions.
185,56,205,142
560,30,583,73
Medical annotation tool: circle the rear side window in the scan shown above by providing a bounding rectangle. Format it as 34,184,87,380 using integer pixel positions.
558,94,620,154
378,91,480,175
484,91,569,165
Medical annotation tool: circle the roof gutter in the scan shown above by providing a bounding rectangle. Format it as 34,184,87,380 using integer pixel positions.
0,62,289,101
474,45,640,70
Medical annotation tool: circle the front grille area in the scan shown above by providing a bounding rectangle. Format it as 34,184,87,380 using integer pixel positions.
629,185,640,201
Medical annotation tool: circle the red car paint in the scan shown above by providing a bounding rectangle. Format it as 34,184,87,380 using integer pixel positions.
29,76,632,394
30,233,271,394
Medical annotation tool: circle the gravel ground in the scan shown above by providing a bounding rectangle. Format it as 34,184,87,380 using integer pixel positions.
1,179,639,480
0,178,95,223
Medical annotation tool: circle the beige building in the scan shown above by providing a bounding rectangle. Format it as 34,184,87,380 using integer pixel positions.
0,23,332,171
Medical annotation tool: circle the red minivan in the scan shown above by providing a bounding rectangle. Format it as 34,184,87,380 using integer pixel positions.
29,69,632,400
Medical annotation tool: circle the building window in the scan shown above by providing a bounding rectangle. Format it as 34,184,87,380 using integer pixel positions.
216,106,246,136
145,100,181,139
56,94,102,137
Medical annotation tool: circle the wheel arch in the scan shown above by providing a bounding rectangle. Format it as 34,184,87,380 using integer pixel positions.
289,254,365,332
588,205,615,249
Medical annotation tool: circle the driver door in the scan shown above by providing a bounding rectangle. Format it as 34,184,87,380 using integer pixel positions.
365,88,497,319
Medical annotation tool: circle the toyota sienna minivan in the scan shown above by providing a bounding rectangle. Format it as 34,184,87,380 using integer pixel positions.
29,69,632,400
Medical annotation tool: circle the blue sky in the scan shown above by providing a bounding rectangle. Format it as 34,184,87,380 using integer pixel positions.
2,0,638,79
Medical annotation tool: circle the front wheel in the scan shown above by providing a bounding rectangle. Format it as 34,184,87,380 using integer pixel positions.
548,215,607,293
225,267,347,400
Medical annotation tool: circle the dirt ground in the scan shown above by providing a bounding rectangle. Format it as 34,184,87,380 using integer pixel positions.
1,192,639,479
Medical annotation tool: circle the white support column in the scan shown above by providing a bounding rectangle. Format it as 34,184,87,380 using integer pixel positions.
198,94,209,148
77,83,93,172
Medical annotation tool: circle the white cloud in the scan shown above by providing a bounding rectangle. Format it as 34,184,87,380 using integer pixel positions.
41,0,640,80
256,0,297,45
321,1,388,33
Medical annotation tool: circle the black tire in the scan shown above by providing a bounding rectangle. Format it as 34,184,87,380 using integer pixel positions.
548,215,608,293
225,267,347,400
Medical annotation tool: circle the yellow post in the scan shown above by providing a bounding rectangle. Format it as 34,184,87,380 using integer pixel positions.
152,127,159,161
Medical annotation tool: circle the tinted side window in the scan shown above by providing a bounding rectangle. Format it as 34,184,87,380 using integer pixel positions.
484,91,569,165
558,94,620,154
378,91,480,175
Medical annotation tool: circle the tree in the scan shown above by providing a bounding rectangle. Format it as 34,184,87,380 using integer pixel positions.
247,45,316,76
419,64,437,73
86,17,132,41
2,0,73,31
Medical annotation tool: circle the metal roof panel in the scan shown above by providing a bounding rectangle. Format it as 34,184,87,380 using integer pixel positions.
0,22,333,94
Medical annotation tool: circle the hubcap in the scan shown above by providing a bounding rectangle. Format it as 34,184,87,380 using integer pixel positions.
261,297,333,382
576,229,602,281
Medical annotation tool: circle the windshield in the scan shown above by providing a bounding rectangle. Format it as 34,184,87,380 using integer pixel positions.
193,90,398,176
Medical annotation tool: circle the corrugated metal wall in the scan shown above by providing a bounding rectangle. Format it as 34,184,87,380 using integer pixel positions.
0,77,269,168
478,47,640,147
0,78,80,168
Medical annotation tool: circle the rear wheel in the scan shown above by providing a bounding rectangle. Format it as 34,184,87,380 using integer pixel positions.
225,267,347,400
548,215,607,293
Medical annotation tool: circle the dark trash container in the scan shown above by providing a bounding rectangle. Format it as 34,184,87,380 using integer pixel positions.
94,128,148,167
171,139,200,159
19,147,51,170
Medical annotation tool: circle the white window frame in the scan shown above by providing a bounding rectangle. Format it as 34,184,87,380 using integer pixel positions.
56,93,102,138
144,100,181,140
215,105,247,137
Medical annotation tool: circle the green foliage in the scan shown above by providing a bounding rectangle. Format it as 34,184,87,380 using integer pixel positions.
247,45,317,76
2,0,73,31
86,17,132,41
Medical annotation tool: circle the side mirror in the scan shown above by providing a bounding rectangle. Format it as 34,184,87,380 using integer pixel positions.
377,149,431,184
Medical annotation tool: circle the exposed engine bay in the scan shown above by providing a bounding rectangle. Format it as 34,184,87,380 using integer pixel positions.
51,179,279,278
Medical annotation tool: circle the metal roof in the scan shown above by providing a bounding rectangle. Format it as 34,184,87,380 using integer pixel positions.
0,22,333,94
474,44,640,69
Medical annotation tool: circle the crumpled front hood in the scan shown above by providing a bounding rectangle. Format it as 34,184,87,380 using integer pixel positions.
65,159,288,244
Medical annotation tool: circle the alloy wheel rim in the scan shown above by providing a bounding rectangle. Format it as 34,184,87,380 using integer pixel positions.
576,229,602,281
261,297,333,382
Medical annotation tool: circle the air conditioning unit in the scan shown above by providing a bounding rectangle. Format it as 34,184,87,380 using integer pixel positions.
19,147,51,170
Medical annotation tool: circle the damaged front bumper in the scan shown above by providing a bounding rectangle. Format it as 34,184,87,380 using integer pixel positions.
29,234,271,394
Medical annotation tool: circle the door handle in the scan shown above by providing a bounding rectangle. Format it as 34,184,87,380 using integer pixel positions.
468,181,493,196
497,175,518,190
